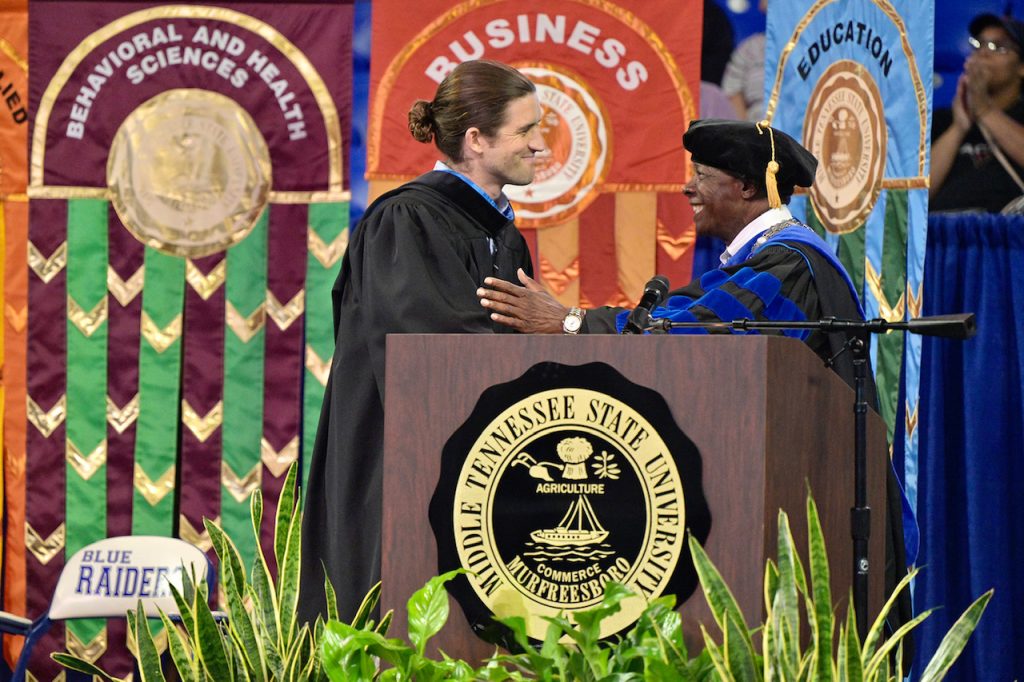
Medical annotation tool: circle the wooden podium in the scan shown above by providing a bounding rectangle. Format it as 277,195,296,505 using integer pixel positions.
382,334,887,662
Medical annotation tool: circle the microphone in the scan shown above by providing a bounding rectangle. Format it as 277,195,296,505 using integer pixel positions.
901,313,977,339
621,275,670,334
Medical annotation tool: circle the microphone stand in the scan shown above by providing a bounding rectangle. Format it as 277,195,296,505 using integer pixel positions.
646,312,976,641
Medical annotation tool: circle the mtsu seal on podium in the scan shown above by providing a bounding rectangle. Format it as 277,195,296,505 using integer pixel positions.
430,362,710,643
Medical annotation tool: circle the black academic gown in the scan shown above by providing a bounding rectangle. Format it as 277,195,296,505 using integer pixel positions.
298,171,533,624
585,225,914,650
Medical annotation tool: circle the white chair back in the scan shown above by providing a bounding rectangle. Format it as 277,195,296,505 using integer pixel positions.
50,535,211,619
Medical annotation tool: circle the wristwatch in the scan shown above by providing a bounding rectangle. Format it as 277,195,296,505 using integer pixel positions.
562,307,585,335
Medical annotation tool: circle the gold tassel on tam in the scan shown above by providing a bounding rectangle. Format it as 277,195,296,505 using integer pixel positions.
756,119,782,209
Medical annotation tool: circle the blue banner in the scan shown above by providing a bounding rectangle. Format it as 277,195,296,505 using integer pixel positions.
765,0,933,567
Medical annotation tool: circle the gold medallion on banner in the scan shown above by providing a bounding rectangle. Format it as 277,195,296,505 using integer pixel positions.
803,60,887,234
450,387,685,640
505,64,611,229
107,88,271,257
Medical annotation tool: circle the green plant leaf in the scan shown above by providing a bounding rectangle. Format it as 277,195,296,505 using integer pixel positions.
324,567,340,625
50,653,125,681
321,621,376,681
249,491,282,655
806,495,834,682
861,565,920,662
699,623,735,682
407,569,463,655
193,584,232,681
168,570,198,644
323,619,413,673
128,603,169,682
276,465,303,646
351,579,382,630
916,589,992,682
722,610,759,682
688,534,757,672
280,623,312,681
771,510,803,676
493,614,561,678
156,608,200,682
207,519,265,680
763,559,779,609
274,463,299,581
377,608,395,635
864,609,932,678
838,603,863,682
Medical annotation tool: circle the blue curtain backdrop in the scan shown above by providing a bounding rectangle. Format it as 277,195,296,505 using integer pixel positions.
913,214,1024,680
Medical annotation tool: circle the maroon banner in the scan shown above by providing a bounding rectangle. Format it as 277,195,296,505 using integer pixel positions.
259,202,308,572
24,197,68,677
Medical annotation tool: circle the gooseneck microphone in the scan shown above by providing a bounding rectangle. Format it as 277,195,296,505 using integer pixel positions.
621,275,670,334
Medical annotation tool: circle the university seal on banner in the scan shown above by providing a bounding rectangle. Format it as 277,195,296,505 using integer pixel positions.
504,65,611,228
803,60,887,234
107,88,271,257
429,362,710,643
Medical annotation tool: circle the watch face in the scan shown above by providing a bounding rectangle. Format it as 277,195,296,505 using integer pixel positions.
563,314,582,333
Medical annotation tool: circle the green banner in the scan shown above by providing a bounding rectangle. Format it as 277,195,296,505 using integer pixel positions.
132,249,185,536
222,211,269,568
302,201,347,495
64,198,110,651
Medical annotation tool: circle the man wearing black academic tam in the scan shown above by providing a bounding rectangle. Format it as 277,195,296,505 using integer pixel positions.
477,119,915,653
477,117,866,384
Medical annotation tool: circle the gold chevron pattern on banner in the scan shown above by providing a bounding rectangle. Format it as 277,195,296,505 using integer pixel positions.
179,514,215,552
308,228,348,268
26,522,65,565
27,241,67,283
27,672,65,682
305,345,331,387
182,400,223,442
866,260,906,323
538,256,580,297
68,295,109,337
107,394,140,434
5,303,26,332
226,301,266,343
141,311,182,353
27,394,67,438
908,281,924,319
266,289,305,330
905,400,919,441
66,438,108,481
67,626,107,663
107,265,144,306
186,258,227,300
656,220,696,261
135,464,175,506
222,461,261,503
261,436,298,477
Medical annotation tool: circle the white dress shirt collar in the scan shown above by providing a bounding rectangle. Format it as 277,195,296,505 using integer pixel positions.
719,206,794,265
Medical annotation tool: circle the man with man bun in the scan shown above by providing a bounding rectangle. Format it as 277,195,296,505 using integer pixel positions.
299,59,547,623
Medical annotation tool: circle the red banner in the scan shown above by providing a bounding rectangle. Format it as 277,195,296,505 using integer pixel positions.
369,0,702,305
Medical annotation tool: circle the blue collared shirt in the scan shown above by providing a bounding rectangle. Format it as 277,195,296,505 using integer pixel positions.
433,161,516,221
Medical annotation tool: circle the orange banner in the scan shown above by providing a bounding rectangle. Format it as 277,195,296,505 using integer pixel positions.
0,0,28,668
368,0,703,304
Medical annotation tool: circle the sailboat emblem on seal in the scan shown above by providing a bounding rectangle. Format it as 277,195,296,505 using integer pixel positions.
530,495,608,546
